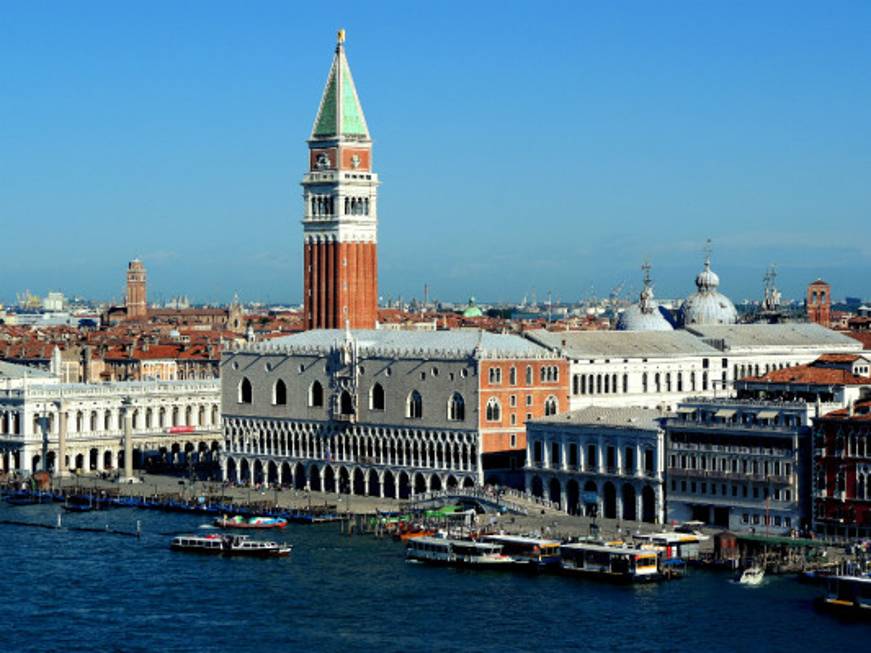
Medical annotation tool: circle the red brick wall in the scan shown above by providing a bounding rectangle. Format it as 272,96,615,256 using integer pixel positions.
477,359,569,454
305,240,377,330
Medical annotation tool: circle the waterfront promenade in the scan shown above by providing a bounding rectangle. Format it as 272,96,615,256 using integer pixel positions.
42,472,693,543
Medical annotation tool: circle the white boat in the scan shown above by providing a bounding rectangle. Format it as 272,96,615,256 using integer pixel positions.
406,537,513,567
738,566,765,585
170,534,292,558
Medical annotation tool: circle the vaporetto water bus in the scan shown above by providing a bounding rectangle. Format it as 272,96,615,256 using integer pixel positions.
406,537,513,567
480,534,562,570
170,534,292,558
560,543,661,582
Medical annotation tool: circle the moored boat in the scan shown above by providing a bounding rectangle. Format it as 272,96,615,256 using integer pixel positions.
815,575,871,619
214,515,288,530
481,534,562,570
560,542,661,582
406,536,512,567
170,534,292,557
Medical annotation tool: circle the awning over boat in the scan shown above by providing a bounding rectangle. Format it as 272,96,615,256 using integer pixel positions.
714,409,736,418
756,410,779,419
676,407,696,414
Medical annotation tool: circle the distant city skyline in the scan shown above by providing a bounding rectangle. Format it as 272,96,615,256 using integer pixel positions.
2,2,869,305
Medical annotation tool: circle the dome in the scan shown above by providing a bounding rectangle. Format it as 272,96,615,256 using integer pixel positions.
616,263,674,332
462,297,483,319
680,253,737,326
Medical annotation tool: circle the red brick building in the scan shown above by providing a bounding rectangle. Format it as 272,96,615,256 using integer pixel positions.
814,400,871,538
478,358,570,482
806,279,831,326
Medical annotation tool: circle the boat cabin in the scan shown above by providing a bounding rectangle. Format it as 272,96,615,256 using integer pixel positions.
560,543,660,581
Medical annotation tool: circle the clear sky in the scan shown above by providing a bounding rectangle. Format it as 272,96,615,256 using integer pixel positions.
1,1,869,306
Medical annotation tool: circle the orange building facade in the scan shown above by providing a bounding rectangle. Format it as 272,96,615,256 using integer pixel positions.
477,358,570,480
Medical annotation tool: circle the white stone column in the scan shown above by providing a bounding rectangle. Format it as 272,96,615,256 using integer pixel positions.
56,407,69,478
120,398,136,483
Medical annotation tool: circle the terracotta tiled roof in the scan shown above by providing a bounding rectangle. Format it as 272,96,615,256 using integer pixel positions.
820,400,871,421
846,331,871,349
816,353,865,363
746,365,871,386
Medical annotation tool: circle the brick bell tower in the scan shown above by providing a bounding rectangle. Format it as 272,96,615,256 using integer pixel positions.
302,30,379,330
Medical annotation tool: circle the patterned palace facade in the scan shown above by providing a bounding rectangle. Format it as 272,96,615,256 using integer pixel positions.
220,330,567,496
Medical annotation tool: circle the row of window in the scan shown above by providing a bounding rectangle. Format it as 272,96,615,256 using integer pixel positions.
671,478,793,502
531,441,656,475
669,454,792,478
488,365,559,386
239,377,561,423
238,378,468,422
308,195,371,217
572,371,714,396
820,469,871,500
742,513,792,528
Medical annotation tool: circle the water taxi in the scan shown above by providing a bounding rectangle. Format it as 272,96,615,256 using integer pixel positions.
737,566,765,586
214,515,288,530
815,576,871,619
560,542,661,582
406,537,512,567
170,534,292,558
481,534,562,570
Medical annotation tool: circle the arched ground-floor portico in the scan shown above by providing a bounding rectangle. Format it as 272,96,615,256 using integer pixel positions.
524,470,664,524
221,454,478,499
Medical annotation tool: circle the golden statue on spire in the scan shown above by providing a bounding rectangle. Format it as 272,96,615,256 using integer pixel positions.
337,28,346,44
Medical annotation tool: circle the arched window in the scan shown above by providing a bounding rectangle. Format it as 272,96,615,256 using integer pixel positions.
525,366,533,385
407,391,423,419
642,372,648,393
448,392,465,421
273,379,287,406
544,396,558,416
238,377,252,404
485,397,501,422
309,381,324,408
339,391,354,415
370,383,385,411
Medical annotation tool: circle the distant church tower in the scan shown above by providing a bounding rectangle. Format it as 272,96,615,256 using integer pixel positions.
302,30,379,330
126,259,147,320
806,279,831,326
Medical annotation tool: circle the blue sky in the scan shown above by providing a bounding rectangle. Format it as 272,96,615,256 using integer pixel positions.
1,1,869,306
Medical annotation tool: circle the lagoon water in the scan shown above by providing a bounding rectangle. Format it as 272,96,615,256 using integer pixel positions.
0,503,867,653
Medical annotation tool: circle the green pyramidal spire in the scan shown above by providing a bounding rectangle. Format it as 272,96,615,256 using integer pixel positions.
311,30,370,140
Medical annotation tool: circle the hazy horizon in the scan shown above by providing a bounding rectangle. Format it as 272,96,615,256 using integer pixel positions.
2,2,869,306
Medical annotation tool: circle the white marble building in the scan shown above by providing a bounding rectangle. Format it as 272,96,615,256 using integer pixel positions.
525,406,666,524
527,323,861,412
0,362,222,476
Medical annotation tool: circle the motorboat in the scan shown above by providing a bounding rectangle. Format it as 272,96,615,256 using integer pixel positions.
170,534,292,558
738,566,765,585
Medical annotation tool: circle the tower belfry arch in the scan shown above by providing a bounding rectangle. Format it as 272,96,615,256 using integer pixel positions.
302,30,379,330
